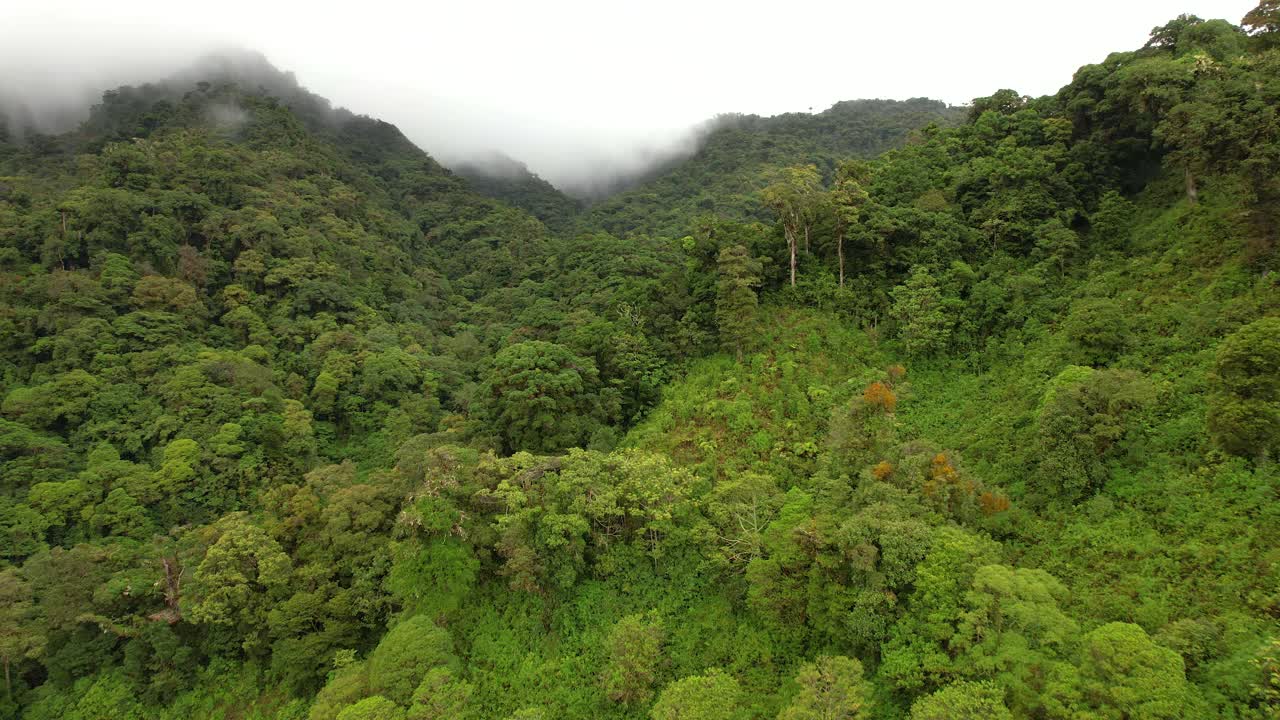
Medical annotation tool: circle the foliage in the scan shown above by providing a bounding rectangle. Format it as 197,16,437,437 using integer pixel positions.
1207,316,1280,457
601,611,665,704
889,268,953,357
583,100,964,239
907,681,1013,720
777,655,872,720
650,670,741,720
479,341,614,453
2,10,1279,720
366,616,457,706
715,244,762,359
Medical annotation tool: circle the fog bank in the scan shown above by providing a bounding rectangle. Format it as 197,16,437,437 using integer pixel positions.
0,0,1258,193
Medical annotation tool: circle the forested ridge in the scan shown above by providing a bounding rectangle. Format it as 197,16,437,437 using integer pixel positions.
450,152,583,234
577,98,964,239
1,6,1279,720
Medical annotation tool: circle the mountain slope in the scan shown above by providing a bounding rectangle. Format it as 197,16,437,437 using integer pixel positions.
582,98,964,237
451,152,583,233
0,56,707,716
3,9,1280,720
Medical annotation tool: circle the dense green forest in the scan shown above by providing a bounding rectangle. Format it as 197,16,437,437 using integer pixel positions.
1,5,1279,719
578,99,964,239
451,153,583,234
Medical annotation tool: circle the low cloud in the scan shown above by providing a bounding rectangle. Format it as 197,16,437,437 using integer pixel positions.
0,0,1256,194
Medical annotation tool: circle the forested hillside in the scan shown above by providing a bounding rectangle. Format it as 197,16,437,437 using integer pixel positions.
451,153,582,234
1,6,1279,720
580,99,964,238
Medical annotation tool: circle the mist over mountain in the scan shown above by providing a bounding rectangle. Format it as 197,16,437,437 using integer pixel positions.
581,98,965,237
0,48,719,200
0,49,945,206
437,123,717,201
451,151,584,231
3,0,1255,197
0,50,343,142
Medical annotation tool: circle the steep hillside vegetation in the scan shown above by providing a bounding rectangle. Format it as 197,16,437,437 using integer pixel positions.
451,152,583,234
581,99,963,238
1,6,1279,720
0,60,717,719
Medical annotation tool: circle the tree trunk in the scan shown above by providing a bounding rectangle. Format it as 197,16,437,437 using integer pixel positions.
788,226,797,287
1185,166,1198,205
837,225,845,288
148,557,184,624
803,223,810,254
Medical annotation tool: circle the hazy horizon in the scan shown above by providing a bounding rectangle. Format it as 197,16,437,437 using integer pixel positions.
0,0,1258,192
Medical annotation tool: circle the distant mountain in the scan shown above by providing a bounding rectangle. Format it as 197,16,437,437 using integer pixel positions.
451,151,582,233
449,98,963,239
582,98,964,237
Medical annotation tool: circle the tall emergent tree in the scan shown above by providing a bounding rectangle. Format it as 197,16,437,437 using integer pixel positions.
831,161,872,288
762,165,822,287
716,244,762,360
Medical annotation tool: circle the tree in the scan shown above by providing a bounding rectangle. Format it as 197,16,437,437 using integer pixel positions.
480,341,611,453
1063,298,1129,365
651,670,742,720
1,369,101,431
406,667,474,720
367,615,458,705
152,438,203,517
967,89,1028,121
762,165,822,287
1209,398,1280,458
879,527,1000,693
715,245,761,360
122,622,196,703
336,696,406,720
601,611,665,704
1145,14,1208,50
386,539,479,619
1035,368,1154,502
745,489,816,628
778,655,873,720
831,161,872,288
705,471,783,569
950,565,1080,714
908,682,1013,720
890,267,952,357
1208,317,1280,458
308,662,369,720
1252,638,1280,716
88,488,152,539
186,513,292,656
1073,623,1190,720
0,568,40,698
1213,317,1280,400
1089,192,1137,250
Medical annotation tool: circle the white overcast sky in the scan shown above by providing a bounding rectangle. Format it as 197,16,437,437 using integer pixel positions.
0,0,1257,189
